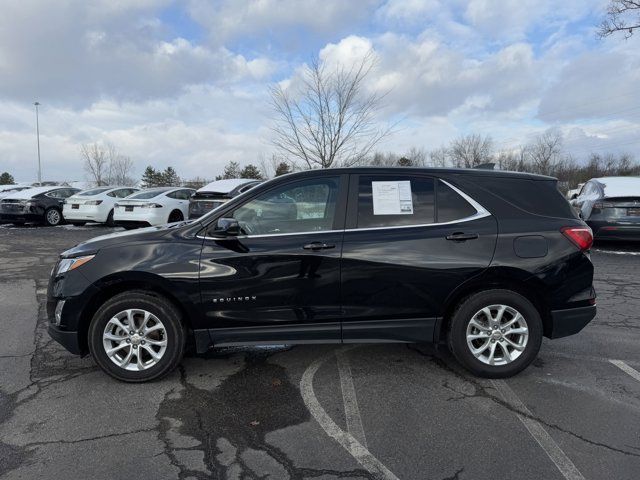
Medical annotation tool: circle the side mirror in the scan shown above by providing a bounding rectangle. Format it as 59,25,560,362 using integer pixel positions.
214,217,241,236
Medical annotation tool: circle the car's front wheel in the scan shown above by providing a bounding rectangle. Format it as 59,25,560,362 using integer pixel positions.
448,289,542,378
88,292,186,382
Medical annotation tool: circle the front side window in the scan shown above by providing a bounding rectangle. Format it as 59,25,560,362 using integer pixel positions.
227,177,339,235
357,175,435,228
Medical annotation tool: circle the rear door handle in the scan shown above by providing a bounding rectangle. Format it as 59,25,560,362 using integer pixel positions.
303,242,335,251
446,232,479,242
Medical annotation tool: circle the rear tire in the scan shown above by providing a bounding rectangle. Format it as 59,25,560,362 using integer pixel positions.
168,210,183,223
448,289,542,378
88,292,186,382
105,209,115,227
44,207,62,226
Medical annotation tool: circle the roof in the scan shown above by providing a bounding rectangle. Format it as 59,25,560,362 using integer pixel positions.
2,186,71,200
197,178,259,193
593,176,640,197
275,166,556,181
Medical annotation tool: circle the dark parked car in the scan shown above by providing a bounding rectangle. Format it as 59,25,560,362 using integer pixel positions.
0,186,81,226
188,178,261,219
47,168,596,382
570,176,640,241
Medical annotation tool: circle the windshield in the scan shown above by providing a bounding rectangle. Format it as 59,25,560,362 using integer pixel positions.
78,187,111,196
128,190,166,199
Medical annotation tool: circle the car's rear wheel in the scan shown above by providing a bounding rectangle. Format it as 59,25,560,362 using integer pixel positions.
88,292,186,382
105,209,115,227
44,207,62,226
168,210,183,223
448,289,542,378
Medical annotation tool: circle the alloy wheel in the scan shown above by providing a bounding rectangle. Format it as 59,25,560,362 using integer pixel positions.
47,209,61,225
465,304,529,366
102,309,168,371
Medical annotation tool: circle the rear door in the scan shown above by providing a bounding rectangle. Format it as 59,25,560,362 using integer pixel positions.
341,173,498,343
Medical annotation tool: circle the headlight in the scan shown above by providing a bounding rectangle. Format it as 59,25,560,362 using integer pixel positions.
56,255,95,275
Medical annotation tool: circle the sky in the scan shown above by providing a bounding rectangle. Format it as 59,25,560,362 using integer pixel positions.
0,0,639,183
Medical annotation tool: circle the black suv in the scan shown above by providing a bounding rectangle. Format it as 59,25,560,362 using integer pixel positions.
47,168,596,382
0,186,81,226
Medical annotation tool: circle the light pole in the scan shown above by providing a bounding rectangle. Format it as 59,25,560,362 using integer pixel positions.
34,101,42,184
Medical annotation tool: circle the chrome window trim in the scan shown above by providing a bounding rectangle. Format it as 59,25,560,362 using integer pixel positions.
197,178,491,240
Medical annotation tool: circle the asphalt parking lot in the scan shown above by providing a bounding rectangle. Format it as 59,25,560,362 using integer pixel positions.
0,224,639,480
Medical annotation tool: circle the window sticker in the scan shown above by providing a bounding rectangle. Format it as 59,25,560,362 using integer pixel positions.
372,181,413,215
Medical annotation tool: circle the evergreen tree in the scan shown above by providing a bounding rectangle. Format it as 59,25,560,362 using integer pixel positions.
222,161,241,179
141,166,162,188
0,172,15,185
274,162,291,176
240,164,263,180
162,166,181,186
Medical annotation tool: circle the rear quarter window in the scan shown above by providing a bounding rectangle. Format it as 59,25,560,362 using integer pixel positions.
472,177,577,218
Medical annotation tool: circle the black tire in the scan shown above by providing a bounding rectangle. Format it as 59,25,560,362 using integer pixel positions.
105,209,115,227
88,291,186,382
168,210,183,223
44,207,62,226
448,289,543,378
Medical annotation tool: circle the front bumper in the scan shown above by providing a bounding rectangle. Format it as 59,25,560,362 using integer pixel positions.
48,324,82,355
0,212,42,223
549,305,597,338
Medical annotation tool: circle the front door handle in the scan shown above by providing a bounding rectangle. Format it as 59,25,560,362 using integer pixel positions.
303,242,335,251
446,232,479,242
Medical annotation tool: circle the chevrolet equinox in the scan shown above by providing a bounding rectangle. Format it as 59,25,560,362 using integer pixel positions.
47,168,596,382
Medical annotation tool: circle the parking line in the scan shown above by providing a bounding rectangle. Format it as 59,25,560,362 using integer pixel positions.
336,349,368,448
300,351,400,480
491,379,585,480
609,359,640,382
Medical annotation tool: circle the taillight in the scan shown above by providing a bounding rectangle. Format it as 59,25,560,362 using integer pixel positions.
561,226,593,251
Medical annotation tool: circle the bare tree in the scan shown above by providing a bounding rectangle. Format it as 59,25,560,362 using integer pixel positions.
427,147,449,167
599,0,640,38
269,52,392,169
81,143,109,185
81,142,135,186
403,147,427,166
527,130,564,175
449,134,494,168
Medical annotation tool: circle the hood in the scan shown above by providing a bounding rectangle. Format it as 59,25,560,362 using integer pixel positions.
61,221,196,257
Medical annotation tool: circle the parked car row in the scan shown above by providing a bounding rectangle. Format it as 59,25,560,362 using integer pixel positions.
0,178,261,228
569,176,640,241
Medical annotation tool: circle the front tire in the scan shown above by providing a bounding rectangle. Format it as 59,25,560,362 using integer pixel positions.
88,292,186,382
105,209,115,227
448,289,542,378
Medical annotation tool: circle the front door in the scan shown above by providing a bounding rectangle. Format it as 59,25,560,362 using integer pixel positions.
340,174,498,343
199,175,347,345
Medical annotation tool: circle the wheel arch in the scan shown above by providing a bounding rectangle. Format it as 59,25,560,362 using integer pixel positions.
437,267,552,343
76,272,199,354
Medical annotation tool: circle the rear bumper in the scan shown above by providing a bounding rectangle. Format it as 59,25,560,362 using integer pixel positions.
588,220,640,241
549,305,597,339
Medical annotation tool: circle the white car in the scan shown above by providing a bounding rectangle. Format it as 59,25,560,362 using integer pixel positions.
113,187,195,229
63,186,140,226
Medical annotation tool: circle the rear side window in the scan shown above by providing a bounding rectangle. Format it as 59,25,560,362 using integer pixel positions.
357,176,435,228
437,180,477,222
473,177,576,218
